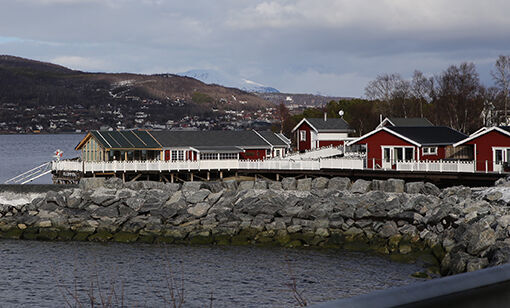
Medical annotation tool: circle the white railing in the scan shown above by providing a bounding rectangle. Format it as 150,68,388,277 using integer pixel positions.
52,158,506,174
396,160,476,173
283,145,344,160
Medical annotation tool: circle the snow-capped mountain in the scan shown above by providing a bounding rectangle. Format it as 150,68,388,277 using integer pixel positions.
179,69,279,93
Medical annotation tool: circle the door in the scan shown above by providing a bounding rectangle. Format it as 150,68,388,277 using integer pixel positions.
494,148,505,172
382,147,392,169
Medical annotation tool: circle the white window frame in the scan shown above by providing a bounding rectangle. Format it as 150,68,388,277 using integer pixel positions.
381,146,415,164
422,147,438,156
219,153,238,160
299,130,306,141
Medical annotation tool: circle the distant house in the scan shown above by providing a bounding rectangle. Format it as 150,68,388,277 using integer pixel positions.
453,126,510,172
291,114,355,152
348,126,467,169
376,117,433,129
75,130,290,162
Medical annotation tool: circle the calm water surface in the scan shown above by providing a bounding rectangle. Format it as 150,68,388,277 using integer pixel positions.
0,134,424,306
0,134,84,183
0,240,423,307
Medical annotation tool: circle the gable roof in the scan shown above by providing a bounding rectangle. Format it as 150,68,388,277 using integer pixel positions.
348,126,467,147
291,117,354,133
453,126,510,147
387,126,467,146
75,130,161,150
255,131,290,147
377,117,433,129
150,130,273,149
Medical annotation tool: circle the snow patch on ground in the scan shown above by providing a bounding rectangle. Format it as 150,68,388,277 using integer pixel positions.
0,192,43,208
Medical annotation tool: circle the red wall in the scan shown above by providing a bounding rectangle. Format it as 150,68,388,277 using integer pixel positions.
319,140,344,148
419,146,446,161
240,149,267,160
465,130,510,172
353,130,416,168
296,122,312,152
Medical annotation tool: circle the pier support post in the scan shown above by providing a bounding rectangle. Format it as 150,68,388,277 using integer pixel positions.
122,172,125,183
207,171,210,181
220,171,223,180
276,174,280,181
190,173,194,182
170,173,174,183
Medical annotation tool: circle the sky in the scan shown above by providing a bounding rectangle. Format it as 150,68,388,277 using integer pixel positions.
1,0,510,97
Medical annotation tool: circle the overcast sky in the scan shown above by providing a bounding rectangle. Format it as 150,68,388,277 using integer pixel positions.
1,0,510,96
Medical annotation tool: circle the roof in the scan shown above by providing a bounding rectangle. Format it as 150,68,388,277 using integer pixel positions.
453,126,510,147
256,131,290,147
150,130,276,149
191,146,245,153
348,126,467,147
377,117,433,128
291,117,354,133
76,130,161,150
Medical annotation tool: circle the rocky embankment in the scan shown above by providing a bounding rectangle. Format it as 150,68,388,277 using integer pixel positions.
2,177,510,276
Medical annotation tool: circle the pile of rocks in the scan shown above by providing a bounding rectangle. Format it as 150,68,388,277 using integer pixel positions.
1,176,510,276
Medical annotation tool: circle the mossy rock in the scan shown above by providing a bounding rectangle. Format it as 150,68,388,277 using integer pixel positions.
431,244,446,260
238,228,259,239
289,232,315,245
73,231,93,241
137,235,155,244
88,231,113,242
388,235,401,252
327,232,345,246
113,232,139,243
154,236,174,244
213,234,231,245
57,230,75,241
1,228,23,239
344,241,370,252
370,237,389,254
285,240,302,248
230,235,252,246
21,228,39,240
274,232,291,246
189,235,213,245
37,228,59,241
411,271,431,279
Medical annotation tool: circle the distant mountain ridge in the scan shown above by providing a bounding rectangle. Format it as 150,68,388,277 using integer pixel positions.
179,69,280,93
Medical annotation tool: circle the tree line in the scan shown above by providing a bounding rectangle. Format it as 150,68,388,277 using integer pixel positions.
277,55,510,137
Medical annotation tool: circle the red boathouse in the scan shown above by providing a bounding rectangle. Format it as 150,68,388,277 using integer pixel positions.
291,114,354,152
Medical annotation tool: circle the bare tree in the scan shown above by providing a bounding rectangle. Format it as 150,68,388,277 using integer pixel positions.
411,70,433,118
364,73,403,117
491,55,510,124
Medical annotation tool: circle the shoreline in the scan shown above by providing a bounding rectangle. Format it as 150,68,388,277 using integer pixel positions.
1,176,509,276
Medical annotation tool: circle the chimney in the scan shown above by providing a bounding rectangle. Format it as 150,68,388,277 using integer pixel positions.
324,112,327,122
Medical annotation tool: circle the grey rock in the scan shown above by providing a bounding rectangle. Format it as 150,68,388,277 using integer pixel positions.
164,183,181,192
67,189,82,208
424,182,441,196
405,182,426,194
466,224,496,255
497,215,510,228
182,181,204,192
125,197,144,211
466,258,489,272
79,178,106,191
371,180,386,191
238,181,254,191
485,191,503,202
385,179,405,193
254,181,268,190
187,202,212,218
328,177,351,191
207,191,224,205
312,177,329,190
92,204,119,218
268,181,283,190
90,188,117,206
281,177,297,190
297,178,312,191
186,189,211,204
378,221,398,238
351,179,371,194
222,180,238,191
203,182,223,193
104,177,124,190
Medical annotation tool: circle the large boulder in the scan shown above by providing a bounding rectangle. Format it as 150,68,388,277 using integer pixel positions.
187,202,212,218
281,177,297,190
328,177,351,191
297,178,312,191
405,182,426,194
238,181,255,191
182,181,204,192
384,179,405,193
312,177,329,190
351,179,371,194
79,178,106,191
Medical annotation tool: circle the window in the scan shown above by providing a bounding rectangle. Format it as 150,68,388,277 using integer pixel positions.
300,130,306,141
422,147,438,155
171,150,178,161
275,149,281,157
171,150,185,161
266,149,271,157
200,153,218,160
220,153,238,160
405,148,414,161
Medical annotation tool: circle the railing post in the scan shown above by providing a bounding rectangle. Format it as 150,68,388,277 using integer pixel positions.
372,158,375,170
486,160,488,173
440,160,443,172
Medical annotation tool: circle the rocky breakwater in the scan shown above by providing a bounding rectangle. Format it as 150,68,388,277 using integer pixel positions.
2,176,510,275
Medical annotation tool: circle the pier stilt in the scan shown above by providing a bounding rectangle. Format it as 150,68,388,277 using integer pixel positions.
207,171,210,181
171,173,174,183
220,171,223,180
190,173,194,182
